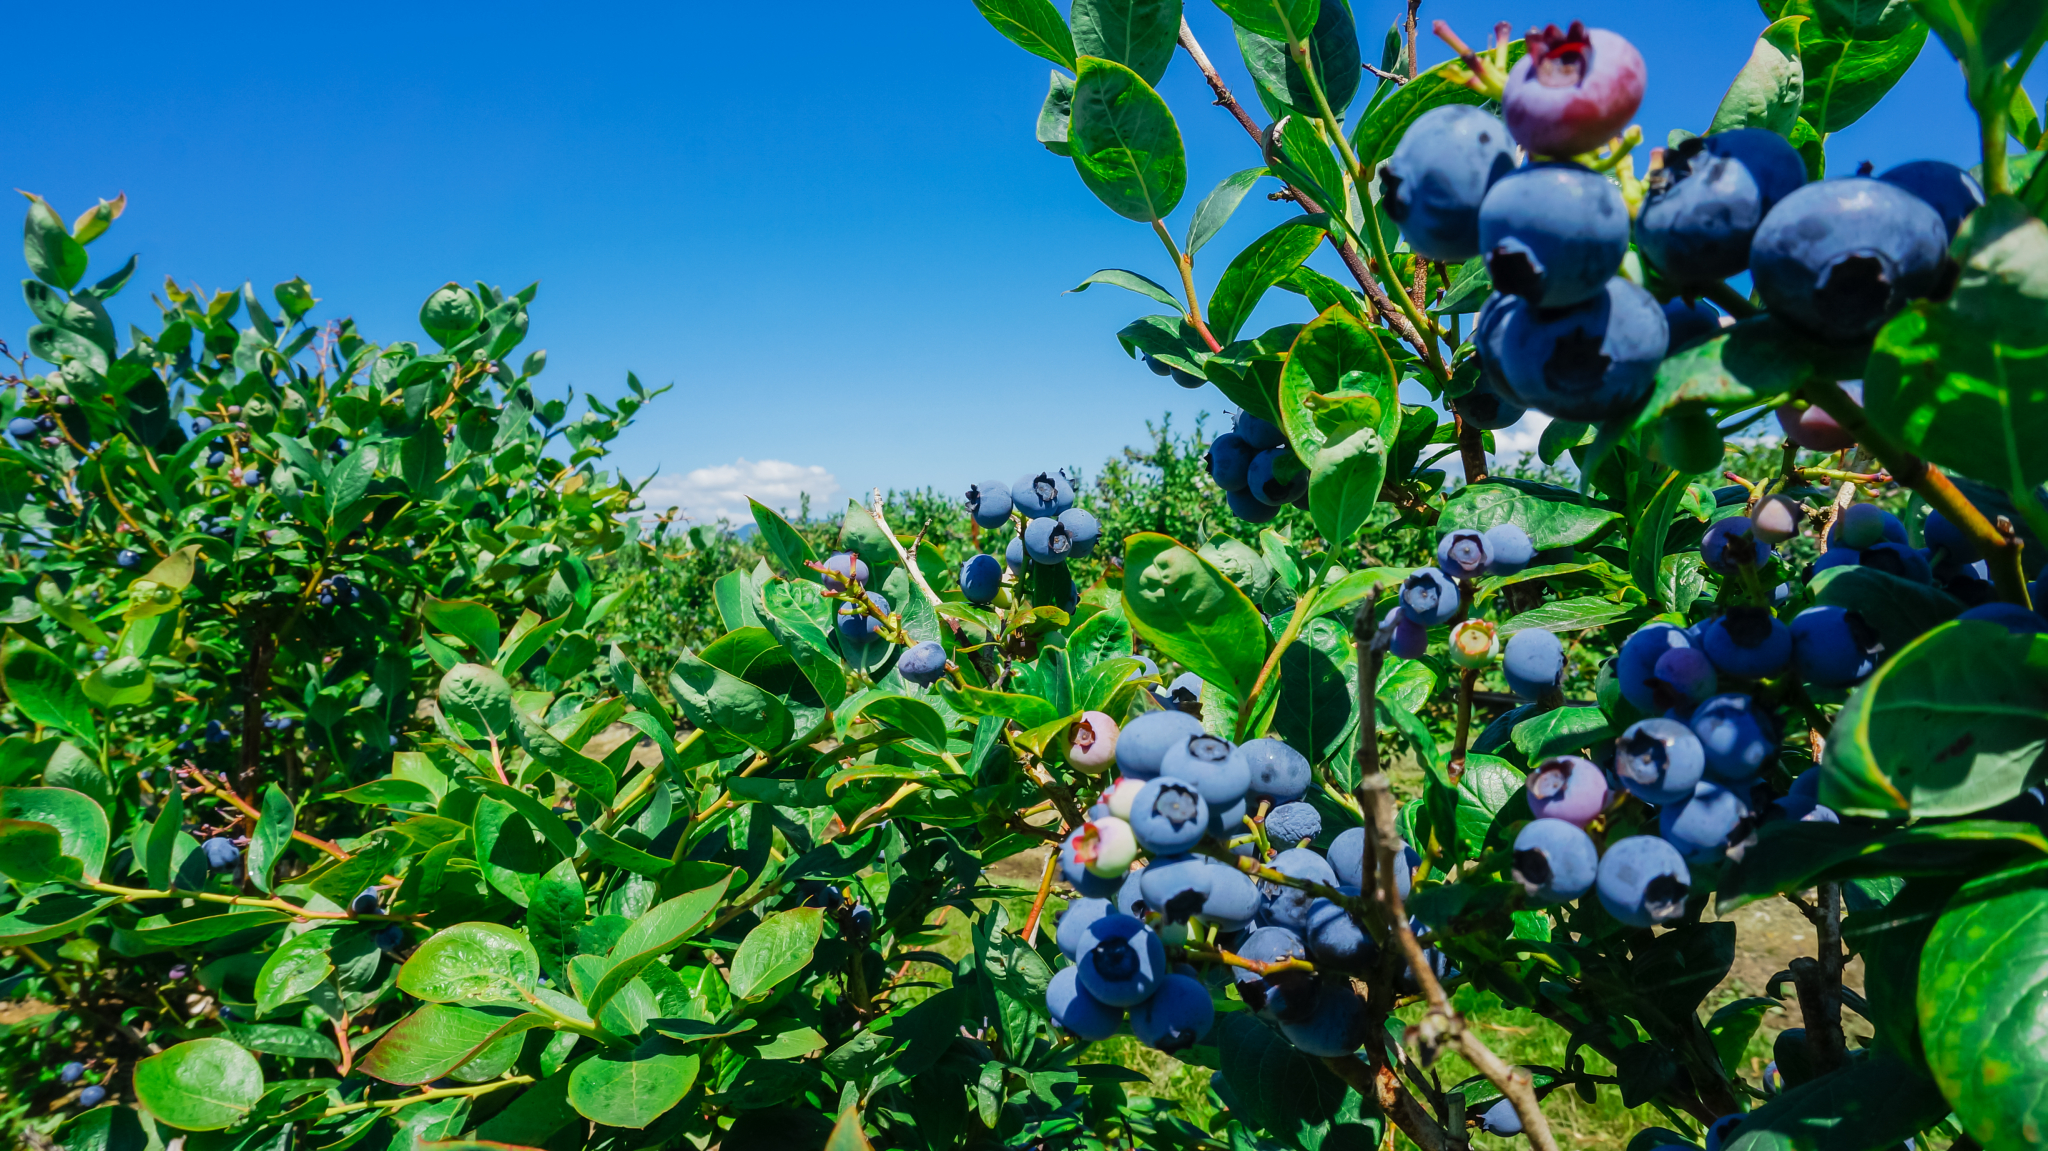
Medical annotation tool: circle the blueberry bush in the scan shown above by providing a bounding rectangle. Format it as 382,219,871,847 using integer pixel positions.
3,0,2046,1149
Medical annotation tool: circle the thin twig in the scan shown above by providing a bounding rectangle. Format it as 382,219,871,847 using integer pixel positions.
869,488,944,610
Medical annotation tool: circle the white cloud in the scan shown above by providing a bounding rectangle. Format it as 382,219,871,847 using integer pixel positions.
636,458,841,525
1440,411,1566,483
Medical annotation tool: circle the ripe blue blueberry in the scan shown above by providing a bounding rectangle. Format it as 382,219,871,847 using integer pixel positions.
1500,22,1646,157
1437,529,1492,580
115,549,140,568
1457,373,1528,432
1142,354,1173,376
1769,795,1839,824
1264,801,1321,845
1922,507,1978,564
1615,718,1707,805
1494,277,1668,421
1651,647,1720,710
1195,860,1262,930
1595,835,1692,927
1075,914,1166,1008
958,553,1002,604
1790,606,1881,687
820,551,868,592
1160,733,1251,806
1473,292,1517,395
1664,297,1725,349
1058,508,1100,557
351,888,381,915
1278,980,1372,1056
77,1085,107,1108
1131,972,1214,1052
1485,523,1535,576
1208,433,1255,492
1241,738,1312,804
1704,1114,1745,1151
202,836,241,870
1637,128,1807,286
1234,925,1315,1021
1013,470,1075,518
1305,893,1374,971
1116,710,1207,778
1022,516,1073,564
1004,536,1025,573
1129,777,1210,854
1479,164,1631,309
1659,780,1756,864
1170,366,1204,388
1391,615,1429,659
375,925,406,950
1702,516,1773,574
1503,628,1565,700
1751,178,1951,343
1857,540,1933,584
207,451,227,468
898,640,948,686
1878,160,1983,239
1246,448,1307,506
6,417,36,440
1260,847,1338,930
1235,412,1286,450
1164,672,1203,708
1047,965,1123,1041
1478,1098,1524,1136
1617,623,1692,712
1691,693,1779,782
1057,897,1113,960
1382,104,1517,262
1699,607,1792,679
1514,817,1600,904
1526,755,1609,827
1958,602,2048,635
965,480,1013,529
1139,854,1214,922
240,469,263,487
60,1061,84,1084
1400,567,1462,626
836,592,890,645
1226,487,1281,524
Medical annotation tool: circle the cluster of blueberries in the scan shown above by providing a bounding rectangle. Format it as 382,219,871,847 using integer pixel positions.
817,550,948,687
1202,412,1309,525
6,412,61,450
58,1059,106,1107
1045,708,1419,1059
1378,22,1978,462
317,574,362,608
1389,524,1536,661
962,470,1102,577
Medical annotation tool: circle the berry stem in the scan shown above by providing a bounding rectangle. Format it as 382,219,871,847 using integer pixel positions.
1020,846,1060,945
318,1074,534,1119
1149,220,1223,353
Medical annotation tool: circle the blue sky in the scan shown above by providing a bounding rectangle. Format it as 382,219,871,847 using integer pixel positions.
7,1,2032,523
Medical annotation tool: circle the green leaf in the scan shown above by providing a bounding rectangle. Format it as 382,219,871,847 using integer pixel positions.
1633,316,1863,431
1069,56,1187,223
512,708,619,804
0,787,107,881
585,876,732,1020
757,580,849,709
938,684,1062,729
1235,0,1360,118
1276,304,1398,471
1823,620,2048,818
527,858,585,983
1271,616,1355,761
1512,707,1614,761
1209,217,1327,345
357,1003,551,1086
132,1039,264,1131
1213,0,1318,44
1072,0,1182,86
1121,534,1269,702
464,777,576,860
1709,16,1809,135
747,497,819,584
567,1038,700,1129
1350,46,1526,175
1917,864,2048,1148
0,820,78,885
728,907,825,1001
1719,819,2048,911
398,922,540,1004
1440,478,1621,551
122,909,292,946
422,599,502,661
1798,19,1929,134
20,193,88,290
330,778,438,806
668,649,794,752
255,929,335,1016
1865,197,2048,489
844,694,950,750
1070,268,1182,311
1912,0,2048,66
1629,469,1690,604
1038,69,1076,156
1,634,97,748
1496,597,1644,637
1214,1011,1351,1132
0,893,113,944
1707,997,1779,1074
223,1022,341,1063
419,283,482,348
1186,167,1269,256
1809,563,1965,656
971,0,1077,68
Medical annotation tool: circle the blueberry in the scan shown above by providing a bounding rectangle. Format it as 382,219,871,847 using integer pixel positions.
1241,738,1311,804
1776,394,1859,451
1246,448,1307,506
1704,1114,1745,1151
1699,607,1793,679
1067,711,1119,773
958,553,1002,604
1762,1061,1783,1096
1702,516,1773,574
374,925,406,950
240,469,263,487
1501,22,1646,157
1663,297,1726,349
1472,291,1518,397
1437,529,1492,580
1615,718,1707,805
1170,366,1204,389
1502,628,1565,700
962,480,1017,532
1277,979,1371,1055
77,1085,107,1107
35,414,56,432
1399,567,1462,626
1455,372,1529,432
1751,494,1805,545
1328,831,1418,898
1790,605,1882,687
1226,487,1281,523
1164,672,1203,708
1525,755,1609,827
1235,412,1286,450
1449,619,1499,669
350,888,381,915
1596,835,1692,927
1047,965,1123,1041
1858,540,1932,584
1159,733,1250,807
1069,816,1140,878
1768,795,1839,824
1130,972,1214,1052
1013,470,1075,518
1129,777,1210,854
1959,602,2048,635
1004,536,1026,574
59,1061,83,1084
1260,847,1338,930
820,550,869,592
1194,860,1262,930
1391,615,1429,659
1021,516,1072,565
1691,694,1780,782
1076,914,1166,1008
1138,853,1210,921
1923,507,1979,564
1832,503,1902,550
1057,508,1101,557
1060,836,1121,897
1751,178,1951,343
1305,893,1374,970
1514,817,1600,904
1878,160,1983,239
1479,165,1631,309
207,451,227,468
1382,104,1517,262
898,640,948,686
1484,523,1534,575
1233,926,1313,1021
835,591,890,645
1142,354,1174,376
1638,128,1807,286
1492,278,1668,421
6,417,36,439
1208,432,1256,492
1660,780,1757,864
1478,1098,1525,1136
202,836,241,870
1116,710,1206,779
1617,623,1693,713
1057,897,1114,960
115,549,140,569
1788,767,1822,803
1264,801,1322,845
